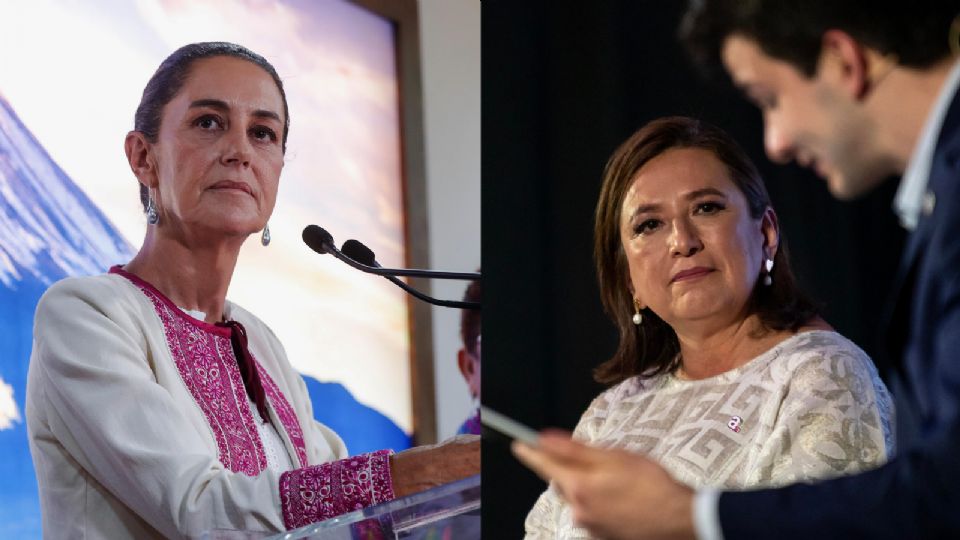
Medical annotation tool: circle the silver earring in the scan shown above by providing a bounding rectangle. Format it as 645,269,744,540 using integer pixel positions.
632,298,643,325
146,196,159,225
261,223,271,246
763,258,774,286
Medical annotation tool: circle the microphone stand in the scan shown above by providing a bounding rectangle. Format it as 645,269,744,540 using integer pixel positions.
303,225,480,310
345,246,479,310
370,265,479,309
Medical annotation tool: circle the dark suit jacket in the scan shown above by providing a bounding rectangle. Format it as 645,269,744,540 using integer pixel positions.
719,84,960,538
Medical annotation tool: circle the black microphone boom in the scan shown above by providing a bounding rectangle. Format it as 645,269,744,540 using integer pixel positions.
302,225,480,310
341,240,480,310
303,226,479,281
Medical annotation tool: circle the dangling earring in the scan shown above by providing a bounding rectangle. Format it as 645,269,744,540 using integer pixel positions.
146,195,159,225
632,298,643,325
763,258,774,286
261,223,271,246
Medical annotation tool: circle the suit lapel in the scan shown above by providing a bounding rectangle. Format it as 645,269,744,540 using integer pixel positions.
882,89,960,365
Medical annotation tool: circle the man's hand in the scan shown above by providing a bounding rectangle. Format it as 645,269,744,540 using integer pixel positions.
390,434,480,498
513,431,696,540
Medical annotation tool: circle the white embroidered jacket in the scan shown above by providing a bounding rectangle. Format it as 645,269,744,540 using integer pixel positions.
26,270,393,539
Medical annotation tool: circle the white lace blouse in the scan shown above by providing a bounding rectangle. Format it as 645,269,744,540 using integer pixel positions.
524,330,895,539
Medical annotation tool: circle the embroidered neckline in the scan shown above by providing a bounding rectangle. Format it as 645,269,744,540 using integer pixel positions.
110,265,231,337
110,264,308,472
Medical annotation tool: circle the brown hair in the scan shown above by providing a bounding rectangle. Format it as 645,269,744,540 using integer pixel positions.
593,116,818,385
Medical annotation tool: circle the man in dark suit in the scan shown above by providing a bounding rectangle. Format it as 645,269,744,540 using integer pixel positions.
512,2,960,538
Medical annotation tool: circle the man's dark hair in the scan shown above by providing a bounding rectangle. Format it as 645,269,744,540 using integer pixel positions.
133,42,289,211
681,1,958,78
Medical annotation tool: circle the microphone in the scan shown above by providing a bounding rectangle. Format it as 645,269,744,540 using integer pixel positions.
302,225,335,254
302,225,480,309
303,225,381,276
302,225,480,281
341,239,480,310
341,239,376,266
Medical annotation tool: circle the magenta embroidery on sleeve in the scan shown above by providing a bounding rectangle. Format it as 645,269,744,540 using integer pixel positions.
113,267,268,476
256,362,309,468
279,449,396,530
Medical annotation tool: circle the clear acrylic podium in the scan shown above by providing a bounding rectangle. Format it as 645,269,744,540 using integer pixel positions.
201,474,480,540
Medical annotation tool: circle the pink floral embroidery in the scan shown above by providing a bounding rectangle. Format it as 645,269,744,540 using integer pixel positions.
114,266,396,528
257,363,309,467
280,449,396,530
113,267,268,476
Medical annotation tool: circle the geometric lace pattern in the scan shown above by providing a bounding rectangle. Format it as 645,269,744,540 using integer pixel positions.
525,330,895,539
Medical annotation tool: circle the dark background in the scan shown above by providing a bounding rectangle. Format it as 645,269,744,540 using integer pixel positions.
480,1,906,536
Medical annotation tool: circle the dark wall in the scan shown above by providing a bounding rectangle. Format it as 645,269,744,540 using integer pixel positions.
481,2,906,536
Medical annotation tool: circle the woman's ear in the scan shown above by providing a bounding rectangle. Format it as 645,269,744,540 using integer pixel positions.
628,287,647,311
626,283,644,310
125,131,158,188
760,207,780,260
624,267,649,310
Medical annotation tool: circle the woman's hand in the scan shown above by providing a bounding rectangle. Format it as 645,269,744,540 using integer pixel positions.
390,434,480,498
513,431,696,540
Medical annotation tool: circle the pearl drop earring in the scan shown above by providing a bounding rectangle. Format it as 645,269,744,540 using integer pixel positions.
763,258,774,286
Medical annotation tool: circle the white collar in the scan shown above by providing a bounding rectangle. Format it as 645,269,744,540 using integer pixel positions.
893,59,960,230
179,306,208,321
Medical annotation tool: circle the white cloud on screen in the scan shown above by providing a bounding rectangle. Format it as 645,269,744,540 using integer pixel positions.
0,377,21,430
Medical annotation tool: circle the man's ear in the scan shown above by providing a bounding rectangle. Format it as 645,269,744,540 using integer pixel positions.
818,29,870,99
125,130,158,188
457,348,479,398
457,349,475,380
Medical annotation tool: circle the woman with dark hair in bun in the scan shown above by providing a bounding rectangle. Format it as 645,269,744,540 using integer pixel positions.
26,42,478,540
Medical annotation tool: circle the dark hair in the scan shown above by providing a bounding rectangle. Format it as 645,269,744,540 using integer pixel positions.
460,274,481,355
133,41,289,210
680,1,958,78
593,116,818,385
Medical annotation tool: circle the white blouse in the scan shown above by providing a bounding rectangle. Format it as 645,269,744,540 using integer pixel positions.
525,330,895,539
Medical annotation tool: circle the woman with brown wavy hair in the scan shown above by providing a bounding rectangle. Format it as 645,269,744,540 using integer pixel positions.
519,117,893,539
